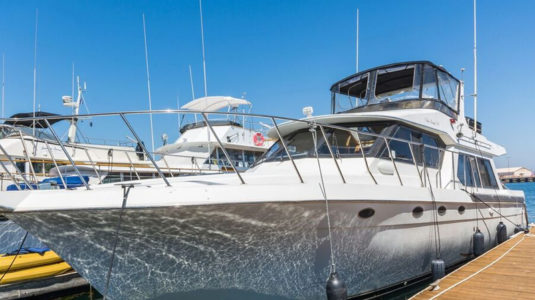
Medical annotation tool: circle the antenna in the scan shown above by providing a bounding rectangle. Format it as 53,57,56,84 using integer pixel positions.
473,0,478,136
142,13,155,154
2,53,4,119
356,8,359,72
32,8,38,136
199,0,208,97
188,65,195,99
176,94,181,131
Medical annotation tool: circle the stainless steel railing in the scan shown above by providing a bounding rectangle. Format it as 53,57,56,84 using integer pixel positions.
0,109,482,192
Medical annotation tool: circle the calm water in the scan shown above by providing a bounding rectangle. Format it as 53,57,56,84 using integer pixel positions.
506,182,535,223
53,182,535,300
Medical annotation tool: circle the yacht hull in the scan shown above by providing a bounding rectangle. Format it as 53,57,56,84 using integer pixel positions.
4,197,524,300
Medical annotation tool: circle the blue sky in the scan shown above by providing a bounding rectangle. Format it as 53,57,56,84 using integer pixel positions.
0,0,534,169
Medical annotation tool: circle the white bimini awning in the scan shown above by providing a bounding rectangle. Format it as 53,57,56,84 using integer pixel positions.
181,96,251,112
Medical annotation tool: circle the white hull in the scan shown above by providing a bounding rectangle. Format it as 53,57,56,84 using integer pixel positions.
4,185,525,299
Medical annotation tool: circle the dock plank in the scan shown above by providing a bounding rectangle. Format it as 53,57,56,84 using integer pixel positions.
410,227,535,300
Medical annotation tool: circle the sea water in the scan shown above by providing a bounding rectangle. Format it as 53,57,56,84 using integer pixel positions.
506,182,535,223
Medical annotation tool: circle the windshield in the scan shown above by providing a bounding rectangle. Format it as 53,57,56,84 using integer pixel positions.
0,125,55,140
256,123,392,164
332,62,459,115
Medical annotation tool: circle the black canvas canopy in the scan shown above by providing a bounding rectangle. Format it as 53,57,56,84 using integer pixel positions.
4,112,71,128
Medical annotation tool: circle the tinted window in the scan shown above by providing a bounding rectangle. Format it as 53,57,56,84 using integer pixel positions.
423,134,440,168
468,156,481,187
458,154,475,187
478,158,499,188
384,127,413,163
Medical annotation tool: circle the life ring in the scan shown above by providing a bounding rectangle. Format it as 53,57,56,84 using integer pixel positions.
253,132,265,146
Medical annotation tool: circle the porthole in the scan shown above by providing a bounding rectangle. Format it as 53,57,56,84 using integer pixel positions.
438,206,447,216
412,206,424,218
458,206,466,215
358,208,375,219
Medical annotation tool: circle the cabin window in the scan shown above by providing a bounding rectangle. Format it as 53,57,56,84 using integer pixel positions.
373,65,420,103
469,157,482,187
421,65,439,99
382,126,414,163
458,154,475,187
335,73,369,112
437,70,459,111
477,158,499,189
422,134,441,168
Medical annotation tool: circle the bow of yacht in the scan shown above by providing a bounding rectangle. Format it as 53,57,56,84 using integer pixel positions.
0,61,526,300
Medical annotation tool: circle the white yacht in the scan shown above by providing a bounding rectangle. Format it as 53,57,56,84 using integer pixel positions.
155,96,272,173
0,61,526,299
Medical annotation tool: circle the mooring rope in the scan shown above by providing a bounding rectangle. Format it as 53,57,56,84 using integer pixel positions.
103,184,134,300
0,231,28,284
311,126,336,273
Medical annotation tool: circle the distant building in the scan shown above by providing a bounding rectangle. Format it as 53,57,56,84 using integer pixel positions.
497,167,534,179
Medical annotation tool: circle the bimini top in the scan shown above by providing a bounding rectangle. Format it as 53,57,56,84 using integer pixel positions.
330,61,461,118
3,112,67,128
181,96,251,112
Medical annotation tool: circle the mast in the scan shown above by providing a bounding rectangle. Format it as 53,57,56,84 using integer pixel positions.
473,0,478,136
199,0,208,97
32,9,38,136
356,8,359,73
67,76,83,143
2,53,4,119
142,13,155,154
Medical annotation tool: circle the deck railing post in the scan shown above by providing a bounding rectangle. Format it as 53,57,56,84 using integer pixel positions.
84,149,102,184
119,114,170,187
408,142,424,187
124,151,141,180
383,136,403,186
0,143,34,190
44,119,91,190
161,155,174,177
318,125,345,184
201,113,245,184
44,141,67,189
0,159,21,190
271,117,304,184
17,131,38,184
350,130,377,184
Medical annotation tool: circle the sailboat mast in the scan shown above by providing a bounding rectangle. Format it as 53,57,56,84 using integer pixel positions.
32,9,38,136
473,0,478,136
356,8,359,73
199,0,208,97
2,53,4,119
142,13,155,154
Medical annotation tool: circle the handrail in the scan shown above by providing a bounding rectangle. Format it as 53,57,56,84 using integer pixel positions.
0,143,34,189
44,119,91,190
119,114,170,187
318,125,345,184
0,108,490,193
271,117,304,184
201,113,245,184
44,140,67,189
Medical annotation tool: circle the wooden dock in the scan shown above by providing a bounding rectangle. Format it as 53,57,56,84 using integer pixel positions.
411,227,535,300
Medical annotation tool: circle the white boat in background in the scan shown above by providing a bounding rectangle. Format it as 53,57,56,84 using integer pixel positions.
156,96,272,172
0,80,270,190
0,61,527,299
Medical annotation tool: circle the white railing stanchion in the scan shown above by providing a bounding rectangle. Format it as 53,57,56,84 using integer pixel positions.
119,113,170,187
44,119,90,190
44,141,67,189
383,136,403,186
124,151,141,180
318,125,345,184
271,117,304,184
201,113,245,184
84,149,102,184
0,143,34,189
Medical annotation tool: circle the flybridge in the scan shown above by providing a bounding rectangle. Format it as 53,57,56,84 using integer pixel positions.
330,61,461,118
